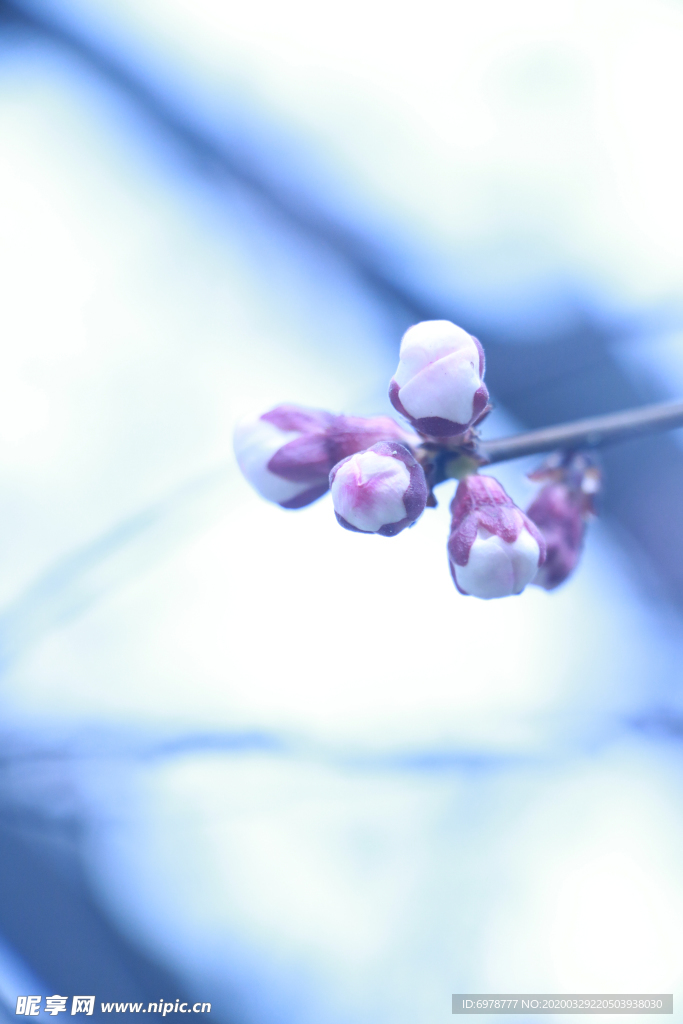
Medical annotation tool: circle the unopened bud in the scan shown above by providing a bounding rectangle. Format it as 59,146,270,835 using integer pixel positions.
234,404,416,509
330,441,428,536
389,320,489,437
526,453,600,590
448,475,546,598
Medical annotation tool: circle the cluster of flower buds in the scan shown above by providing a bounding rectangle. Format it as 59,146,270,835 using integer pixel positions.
233,319,600,599
525,452,601,590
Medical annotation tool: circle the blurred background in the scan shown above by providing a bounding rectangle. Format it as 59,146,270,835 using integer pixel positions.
0,0,683,1020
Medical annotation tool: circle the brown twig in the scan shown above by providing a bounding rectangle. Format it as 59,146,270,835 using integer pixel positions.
480,399,683,464
418,399,683,487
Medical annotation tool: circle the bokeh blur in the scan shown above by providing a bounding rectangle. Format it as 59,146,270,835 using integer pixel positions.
1,0,683,1021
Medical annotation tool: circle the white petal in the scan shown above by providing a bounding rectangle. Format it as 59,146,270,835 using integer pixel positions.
233,413,308,504
397,349,480,424
331,451,410,532
454,527,541,599
393,320,477,388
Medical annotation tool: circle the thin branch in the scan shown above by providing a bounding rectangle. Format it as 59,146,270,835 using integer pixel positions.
479,399,683,464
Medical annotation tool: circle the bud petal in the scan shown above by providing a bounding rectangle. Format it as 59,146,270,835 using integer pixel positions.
448,475,546,599
330,414,418,457
233,407,329,508
389,320,489,436
526,453,600,590
329,441,428,536
234,405,417,510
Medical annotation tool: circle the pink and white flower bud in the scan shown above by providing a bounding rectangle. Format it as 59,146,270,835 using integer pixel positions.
526,453,600,590
329,441,428,536
526,484,586,590
448,475,546,599
389,320,489,437
234,404,417,509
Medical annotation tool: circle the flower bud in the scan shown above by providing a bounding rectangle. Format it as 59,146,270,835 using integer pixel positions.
329,441,428,536
233,404,417,509
526,453,600,590
448,475,546,599
389,320,489,437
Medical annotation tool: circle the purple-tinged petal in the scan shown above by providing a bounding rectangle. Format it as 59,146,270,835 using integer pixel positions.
280,482,330,510
447,474,546,599
330,442,427,536
268,433,333,483
235,404,420,511
525,452,601,589
389,320,489,436
233,411,321,507
261,404,334,434
527,483,588,590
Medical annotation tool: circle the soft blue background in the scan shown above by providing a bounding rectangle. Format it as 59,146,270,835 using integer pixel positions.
1,1,683,1021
